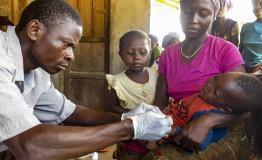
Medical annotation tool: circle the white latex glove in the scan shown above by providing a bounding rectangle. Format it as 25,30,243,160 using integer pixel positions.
129,111,173,140
121,102,163,120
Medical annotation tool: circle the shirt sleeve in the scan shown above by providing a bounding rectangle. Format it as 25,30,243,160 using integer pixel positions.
0,35,40,142
34,83,76,125
219,41,244,72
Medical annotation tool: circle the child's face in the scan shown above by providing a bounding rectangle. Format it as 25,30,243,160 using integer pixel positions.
200,73,249,113
120,37,150,72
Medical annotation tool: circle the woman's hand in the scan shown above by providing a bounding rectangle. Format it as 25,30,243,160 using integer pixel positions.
173,114,213,151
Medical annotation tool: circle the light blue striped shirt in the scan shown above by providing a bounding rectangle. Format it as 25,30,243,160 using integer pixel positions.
0,26,76,151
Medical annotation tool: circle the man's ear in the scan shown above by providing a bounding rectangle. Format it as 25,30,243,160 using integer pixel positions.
27,20,44,41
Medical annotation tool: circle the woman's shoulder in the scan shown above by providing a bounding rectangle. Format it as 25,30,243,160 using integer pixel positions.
160,43,181,58
207,35,235,47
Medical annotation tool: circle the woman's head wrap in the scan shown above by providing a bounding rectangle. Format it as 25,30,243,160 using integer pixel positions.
219,0,233,10
180,0,220,18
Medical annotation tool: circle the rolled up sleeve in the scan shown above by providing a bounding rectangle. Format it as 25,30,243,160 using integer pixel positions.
34,83,76,125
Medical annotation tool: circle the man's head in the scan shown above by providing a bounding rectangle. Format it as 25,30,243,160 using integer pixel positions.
252,0,262,19
16,0,83,74
200,72,262,113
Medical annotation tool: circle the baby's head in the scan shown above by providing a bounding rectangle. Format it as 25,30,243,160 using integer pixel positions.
200,72,262,113
119,30,151,73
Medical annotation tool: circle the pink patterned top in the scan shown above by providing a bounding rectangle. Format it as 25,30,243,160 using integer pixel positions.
159,35,244,101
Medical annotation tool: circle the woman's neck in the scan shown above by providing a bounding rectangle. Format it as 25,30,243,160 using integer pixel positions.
183,34,208,49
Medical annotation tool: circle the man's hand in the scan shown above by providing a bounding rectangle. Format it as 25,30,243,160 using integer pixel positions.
121,103,162,120
174,115,212,150
130,111,173,140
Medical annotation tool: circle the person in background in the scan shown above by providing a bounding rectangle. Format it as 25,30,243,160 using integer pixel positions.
106,30,159,159
0,0,173,159
142,0,249,159
0,16,14,32
161,32,180,49
148,34,163,67
211,0,239,46
239,0,262,75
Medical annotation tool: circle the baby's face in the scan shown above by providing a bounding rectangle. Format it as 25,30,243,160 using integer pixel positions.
200,73,248,113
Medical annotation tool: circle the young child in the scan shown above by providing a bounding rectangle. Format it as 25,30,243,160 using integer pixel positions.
240,0,262,75
154,72,262,154
106,30,158,159
148,34,163,68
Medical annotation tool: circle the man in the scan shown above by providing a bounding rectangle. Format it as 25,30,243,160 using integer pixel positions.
0,0,172,159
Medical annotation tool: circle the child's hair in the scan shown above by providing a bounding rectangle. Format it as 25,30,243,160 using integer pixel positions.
234,73,262,110
119,30,151,54
16,0,82,32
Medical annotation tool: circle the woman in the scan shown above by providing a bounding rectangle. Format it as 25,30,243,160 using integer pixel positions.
142,0,249,159
211,0,239,46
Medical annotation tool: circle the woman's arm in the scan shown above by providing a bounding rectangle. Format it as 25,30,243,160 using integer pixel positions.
153,74,169,111
230,23,240,47
230,64,246,72
174,112,250,150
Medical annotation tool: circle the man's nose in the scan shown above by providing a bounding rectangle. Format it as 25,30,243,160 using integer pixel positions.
65,47,75,62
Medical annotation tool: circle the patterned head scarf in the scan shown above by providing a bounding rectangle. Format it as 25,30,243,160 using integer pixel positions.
180,0,220,18
219,0,233,10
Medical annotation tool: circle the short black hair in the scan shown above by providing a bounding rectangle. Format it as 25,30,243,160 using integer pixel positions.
235,73,262,110
16,0,82,31
119,29,150,54
162,32,180,49
148,34,158,44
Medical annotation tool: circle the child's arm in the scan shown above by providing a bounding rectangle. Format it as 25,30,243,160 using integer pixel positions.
109,88,129,114
153,74,169,111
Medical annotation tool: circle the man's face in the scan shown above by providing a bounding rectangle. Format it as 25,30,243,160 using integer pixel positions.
252,0,262,18
200,73,249,113
180,0,214,39
30,20,82,74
